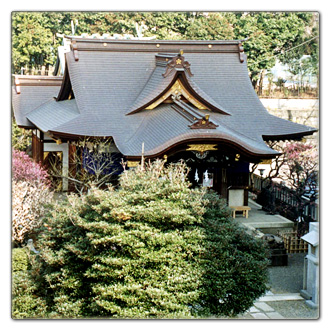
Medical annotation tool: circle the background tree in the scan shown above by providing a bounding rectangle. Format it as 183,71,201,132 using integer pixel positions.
255,140,318,226
233,12,314,92
12,13,57,72
12,120,31,152
46,138,122,194
12,11,318,85
279,141,318,223
279,12,319,96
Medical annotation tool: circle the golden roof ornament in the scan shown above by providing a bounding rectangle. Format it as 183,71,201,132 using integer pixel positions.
162,50,193,78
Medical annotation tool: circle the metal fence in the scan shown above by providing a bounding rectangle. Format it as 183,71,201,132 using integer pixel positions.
251,173,318,222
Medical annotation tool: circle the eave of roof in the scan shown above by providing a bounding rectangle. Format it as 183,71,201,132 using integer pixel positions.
26,99,80,133
13,75,62,94
12,76,63,127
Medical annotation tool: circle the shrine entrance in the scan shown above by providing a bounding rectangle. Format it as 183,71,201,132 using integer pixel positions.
165,145,251,204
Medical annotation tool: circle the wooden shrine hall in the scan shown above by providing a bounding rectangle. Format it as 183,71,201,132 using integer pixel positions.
12,36,317,204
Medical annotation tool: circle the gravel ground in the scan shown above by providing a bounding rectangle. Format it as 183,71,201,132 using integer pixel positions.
266,300,319,319
220,253,320,320
268,253,305,293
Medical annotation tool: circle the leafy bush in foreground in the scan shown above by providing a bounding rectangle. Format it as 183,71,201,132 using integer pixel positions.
17,160,269,319
12,248,48,319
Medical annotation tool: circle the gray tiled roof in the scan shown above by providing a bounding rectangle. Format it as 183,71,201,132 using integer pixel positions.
12,82,61,127
12,38,317,158
27,99,79,132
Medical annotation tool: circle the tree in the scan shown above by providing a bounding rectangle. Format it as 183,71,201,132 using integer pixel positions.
11,12,57,73
279,141,318,221
11,11,317,82
279,13,319,95
21,160,269,318
233,12,314,92
12,120,31,152
46,138,123,194
255,140,318,224
184,12,235,40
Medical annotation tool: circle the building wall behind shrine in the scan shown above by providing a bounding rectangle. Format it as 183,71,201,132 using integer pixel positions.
260,98,319,130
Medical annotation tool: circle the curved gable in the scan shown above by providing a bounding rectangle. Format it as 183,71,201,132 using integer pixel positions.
126,52,231,116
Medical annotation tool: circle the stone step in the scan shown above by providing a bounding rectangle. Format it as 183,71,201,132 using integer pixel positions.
257,293,304,302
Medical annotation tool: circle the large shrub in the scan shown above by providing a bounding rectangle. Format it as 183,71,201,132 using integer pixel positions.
12,149,53,245
12,149,49,184
12,248,48,319
23,160,268,319
12,120,32,152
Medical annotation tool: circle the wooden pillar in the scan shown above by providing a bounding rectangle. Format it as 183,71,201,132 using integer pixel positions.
68,144,76,192
32,130,44,164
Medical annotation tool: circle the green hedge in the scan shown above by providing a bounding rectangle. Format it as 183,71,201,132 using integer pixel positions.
12,248,48,319
12,248,29,272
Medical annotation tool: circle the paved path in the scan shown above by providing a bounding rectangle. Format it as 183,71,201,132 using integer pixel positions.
234,199,294,232
244,291,303,319
235,254,319,319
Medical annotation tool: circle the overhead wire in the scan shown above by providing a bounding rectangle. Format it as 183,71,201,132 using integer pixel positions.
250,35,319,66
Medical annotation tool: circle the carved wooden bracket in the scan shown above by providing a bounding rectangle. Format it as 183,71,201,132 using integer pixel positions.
238,42,244,63
189,114,219,129
71,40,79,61
163,51,193,78
14,76,20,94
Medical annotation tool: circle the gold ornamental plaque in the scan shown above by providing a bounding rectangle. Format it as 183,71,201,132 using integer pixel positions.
186,144,218,154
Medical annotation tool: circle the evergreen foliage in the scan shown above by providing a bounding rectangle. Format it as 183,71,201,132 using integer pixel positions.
12,120,31,152
12,248,48,319
12,248,29,272
24,160,269,319
11,11,318,91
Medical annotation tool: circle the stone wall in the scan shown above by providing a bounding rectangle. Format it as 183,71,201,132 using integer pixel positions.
260,98,319,129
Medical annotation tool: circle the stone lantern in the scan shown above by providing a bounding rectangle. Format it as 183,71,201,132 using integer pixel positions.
300,222,319,309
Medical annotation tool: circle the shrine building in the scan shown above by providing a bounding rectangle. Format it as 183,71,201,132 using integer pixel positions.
12,36,317,204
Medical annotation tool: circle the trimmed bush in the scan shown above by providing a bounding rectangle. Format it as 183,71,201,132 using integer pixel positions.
20,160,268,318
12,248,48,319
12,248,29,272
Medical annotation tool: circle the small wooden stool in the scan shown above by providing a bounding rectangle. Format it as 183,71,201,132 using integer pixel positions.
230,206,251,219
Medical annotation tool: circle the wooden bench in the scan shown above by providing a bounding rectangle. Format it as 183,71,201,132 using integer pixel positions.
230,206,251,219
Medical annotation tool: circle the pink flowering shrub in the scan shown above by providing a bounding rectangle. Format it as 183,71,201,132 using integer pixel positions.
12,149,53,245
281,141,318,190
12,181,53,244
12,149,50,186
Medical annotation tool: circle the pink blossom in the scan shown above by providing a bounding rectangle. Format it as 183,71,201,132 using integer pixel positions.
12,149,50,186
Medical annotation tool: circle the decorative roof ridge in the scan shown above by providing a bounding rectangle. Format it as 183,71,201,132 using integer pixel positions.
13,75,63,94
126,53,231,116
64,36,246,58
171,97,219,130
65,35,244,44
162,50,193,78
12,74,63,80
